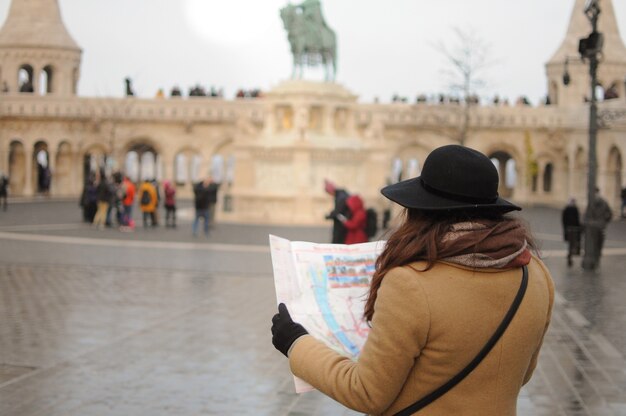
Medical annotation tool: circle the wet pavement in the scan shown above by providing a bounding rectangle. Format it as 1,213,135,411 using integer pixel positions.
0,199,625,415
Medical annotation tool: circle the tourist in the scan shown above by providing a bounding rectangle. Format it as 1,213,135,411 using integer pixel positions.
562,198,581,267
584,187,613,268
92,175,112,230
121,174,136,228
336,194,368,244
271,145,554,415
138,179,158,228
163,180,177,228
80,175,97,222
193,177,219,237
0,171,8,211
324,179,350,244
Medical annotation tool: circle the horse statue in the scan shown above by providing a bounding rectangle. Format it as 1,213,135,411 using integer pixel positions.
280,0,337,82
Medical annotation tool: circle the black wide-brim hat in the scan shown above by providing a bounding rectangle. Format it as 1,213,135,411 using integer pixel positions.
381,145,521,213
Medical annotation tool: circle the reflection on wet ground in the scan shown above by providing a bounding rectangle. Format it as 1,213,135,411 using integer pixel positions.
0,201,624,415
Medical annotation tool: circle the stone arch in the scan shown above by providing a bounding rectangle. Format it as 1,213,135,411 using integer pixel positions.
392,142,430,182
212,139,236,185
55,141,73,195
173,146,202,186
8,140,25,195
82,143,108,184
124,141,161,183
543,163,554,192
605,146,622,207
39,65,54,95
33,141,50,194
486,148,520,199
534,152,557,195
18,64,34,93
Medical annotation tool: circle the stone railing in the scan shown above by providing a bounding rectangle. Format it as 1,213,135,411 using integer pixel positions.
0,95,266,124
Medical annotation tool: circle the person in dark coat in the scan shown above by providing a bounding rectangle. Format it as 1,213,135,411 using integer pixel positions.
0,172,8,211
193,177,219,237
584,188,613,268
324,179,350,244
561,198,581,267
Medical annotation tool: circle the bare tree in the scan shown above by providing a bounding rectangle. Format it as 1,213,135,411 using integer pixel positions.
436,27,493,145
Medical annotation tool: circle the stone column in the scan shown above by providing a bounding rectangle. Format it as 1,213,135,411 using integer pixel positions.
292,142,313,223
48,148,57,195
23,148,33,196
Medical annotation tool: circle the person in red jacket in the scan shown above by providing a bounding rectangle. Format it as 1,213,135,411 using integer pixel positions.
338,194,368,244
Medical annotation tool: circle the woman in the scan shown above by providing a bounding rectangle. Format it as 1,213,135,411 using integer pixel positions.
163,180,177,228
338,194,368,244
271,145,554,415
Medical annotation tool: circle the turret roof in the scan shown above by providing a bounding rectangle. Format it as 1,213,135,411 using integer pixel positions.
0,0,80,50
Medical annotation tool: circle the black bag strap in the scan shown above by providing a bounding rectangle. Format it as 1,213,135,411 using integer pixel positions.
394,265,528,416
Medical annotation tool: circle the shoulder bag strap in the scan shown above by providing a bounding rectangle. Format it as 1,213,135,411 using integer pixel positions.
394,265,529,416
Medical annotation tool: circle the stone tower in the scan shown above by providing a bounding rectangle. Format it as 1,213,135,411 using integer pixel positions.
545,0,626,106
0,0,82,96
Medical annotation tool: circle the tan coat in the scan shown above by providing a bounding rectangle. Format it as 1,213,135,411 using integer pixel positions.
289,256,554,416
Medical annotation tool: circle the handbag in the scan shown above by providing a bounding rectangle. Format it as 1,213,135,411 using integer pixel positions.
394,265,529,416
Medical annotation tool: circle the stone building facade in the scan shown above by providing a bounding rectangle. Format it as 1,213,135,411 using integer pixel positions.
1,0,626,224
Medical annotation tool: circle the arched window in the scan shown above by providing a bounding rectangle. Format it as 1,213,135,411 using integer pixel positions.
505,159,517,189
125,152,139,182
211,155,224,183
140,152,156,181
390,158,402,183
543,163,553,192
191,155,203,182
406,159,420,179
18,64,34,93
175,154,188,184
39,66,53,95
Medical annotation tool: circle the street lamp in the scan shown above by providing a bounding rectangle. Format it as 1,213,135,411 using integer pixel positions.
580,0,603,270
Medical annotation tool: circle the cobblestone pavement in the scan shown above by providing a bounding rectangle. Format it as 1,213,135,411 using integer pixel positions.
0,200,625,415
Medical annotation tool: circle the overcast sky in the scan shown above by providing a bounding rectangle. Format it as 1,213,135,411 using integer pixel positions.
1,0,625,104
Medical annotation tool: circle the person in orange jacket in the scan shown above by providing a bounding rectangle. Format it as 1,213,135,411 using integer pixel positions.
138,179,158,228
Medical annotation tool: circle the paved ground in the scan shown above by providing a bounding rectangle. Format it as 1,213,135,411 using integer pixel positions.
0,199,625,415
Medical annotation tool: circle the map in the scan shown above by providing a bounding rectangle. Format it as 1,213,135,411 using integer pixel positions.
269,235,385,392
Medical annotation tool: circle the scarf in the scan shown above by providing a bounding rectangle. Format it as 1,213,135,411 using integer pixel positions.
438,220,531,269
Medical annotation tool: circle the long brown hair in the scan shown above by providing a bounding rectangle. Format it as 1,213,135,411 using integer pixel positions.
363,208,536,322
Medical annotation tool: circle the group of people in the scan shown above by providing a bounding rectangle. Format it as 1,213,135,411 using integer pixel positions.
80,172,220,235
324,179,376,245
561,188,613,267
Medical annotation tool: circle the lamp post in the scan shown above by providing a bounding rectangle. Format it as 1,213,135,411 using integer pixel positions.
580,0,603,270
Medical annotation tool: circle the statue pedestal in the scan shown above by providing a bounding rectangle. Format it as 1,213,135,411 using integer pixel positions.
224,80,390,225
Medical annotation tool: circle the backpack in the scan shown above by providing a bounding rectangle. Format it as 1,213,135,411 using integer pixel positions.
140,189,152,205
365,208,378,238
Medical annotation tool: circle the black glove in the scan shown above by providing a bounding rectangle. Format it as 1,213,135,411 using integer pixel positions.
271,303,308,357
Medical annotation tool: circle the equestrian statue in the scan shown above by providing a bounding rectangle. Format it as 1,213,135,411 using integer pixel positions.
280,0,337,82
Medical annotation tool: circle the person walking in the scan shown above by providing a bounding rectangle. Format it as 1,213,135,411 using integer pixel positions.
324,179,350,244
0,171,8,211
562,198,581,267
583,187,613,268
193,177,218,237
337,194,368,244
271,145,554,416
138,179,158,228
163,180,177,228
